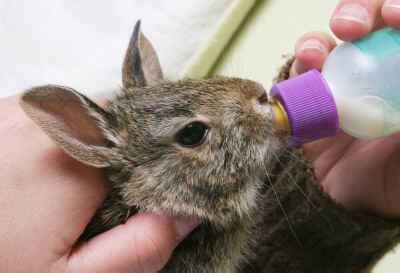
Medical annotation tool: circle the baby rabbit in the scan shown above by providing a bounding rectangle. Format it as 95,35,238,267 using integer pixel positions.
20,20,284,272
20,21,400,273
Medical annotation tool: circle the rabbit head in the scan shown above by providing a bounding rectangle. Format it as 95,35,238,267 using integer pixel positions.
20,21,283,228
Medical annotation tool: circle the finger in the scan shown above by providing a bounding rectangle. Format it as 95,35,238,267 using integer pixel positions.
330,0,385,41
67,212,200,273
303,132,355,181
382,0,400,28
290,32,336,77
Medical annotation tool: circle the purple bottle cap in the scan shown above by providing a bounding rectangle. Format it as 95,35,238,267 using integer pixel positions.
270,69,339,146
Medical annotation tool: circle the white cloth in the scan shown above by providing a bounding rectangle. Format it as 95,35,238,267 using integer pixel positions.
0,0,234,97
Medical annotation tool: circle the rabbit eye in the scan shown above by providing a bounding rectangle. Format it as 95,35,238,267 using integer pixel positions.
175,121,209,147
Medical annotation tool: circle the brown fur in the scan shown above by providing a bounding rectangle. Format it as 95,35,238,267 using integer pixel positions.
19,21,400,273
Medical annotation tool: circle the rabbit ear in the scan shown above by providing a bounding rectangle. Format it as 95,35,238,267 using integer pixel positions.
122,20,164,89
20,85,115,167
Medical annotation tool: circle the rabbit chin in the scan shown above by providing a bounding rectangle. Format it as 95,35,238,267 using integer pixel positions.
137,138,284,228
144,171,272,229
145,185,260,229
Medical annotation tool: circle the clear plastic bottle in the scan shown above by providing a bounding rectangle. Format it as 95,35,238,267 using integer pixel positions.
270,28,400,146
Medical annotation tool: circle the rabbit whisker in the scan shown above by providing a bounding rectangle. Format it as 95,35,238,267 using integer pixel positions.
272,149,334,233
265,171,302,247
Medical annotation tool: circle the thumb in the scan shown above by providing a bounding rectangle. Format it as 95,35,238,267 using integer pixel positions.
66,212,200,273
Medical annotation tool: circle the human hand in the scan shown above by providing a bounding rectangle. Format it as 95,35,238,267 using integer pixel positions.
0,96,199,273
290,0,400,218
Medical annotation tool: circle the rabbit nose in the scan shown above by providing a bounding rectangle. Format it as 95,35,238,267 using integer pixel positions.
258,93,269,105
248,82,268,103
255,83,268,100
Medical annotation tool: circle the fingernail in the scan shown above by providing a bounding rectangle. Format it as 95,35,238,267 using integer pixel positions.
384,0,400,10
297,39,326,53
333,3,370,25
172,216,201,240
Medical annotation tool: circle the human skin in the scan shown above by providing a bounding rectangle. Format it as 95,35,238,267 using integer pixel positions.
291,0,400,219
0,96,199,273
1,0,400,272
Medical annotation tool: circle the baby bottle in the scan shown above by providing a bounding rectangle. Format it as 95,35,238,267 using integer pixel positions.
270,28,400,146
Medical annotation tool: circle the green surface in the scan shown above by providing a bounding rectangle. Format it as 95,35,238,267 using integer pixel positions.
211,1,400,272
183,0,257,79
212,0,336,85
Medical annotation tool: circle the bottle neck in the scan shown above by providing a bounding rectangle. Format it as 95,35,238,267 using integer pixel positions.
269,70,339,146
271,100,290,136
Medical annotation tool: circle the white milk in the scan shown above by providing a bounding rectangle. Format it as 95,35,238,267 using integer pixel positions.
322,28,400,139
